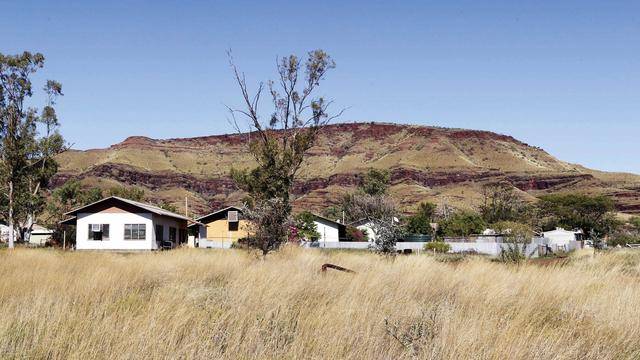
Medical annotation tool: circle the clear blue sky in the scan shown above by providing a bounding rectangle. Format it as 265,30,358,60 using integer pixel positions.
2,0,638,173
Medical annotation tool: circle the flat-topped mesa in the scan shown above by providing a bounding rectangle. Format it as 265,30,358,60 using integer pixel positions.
109,122,531,150
55,121,640,215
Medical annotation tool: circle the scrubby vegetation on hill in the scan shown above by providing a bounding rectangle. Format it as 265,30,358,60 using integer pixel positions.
2,248,640,359
53,122,640,216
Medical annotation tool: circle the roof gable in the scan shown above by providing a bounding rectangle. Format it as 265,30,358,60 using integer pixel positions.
194,206,244,223
64,196,190,221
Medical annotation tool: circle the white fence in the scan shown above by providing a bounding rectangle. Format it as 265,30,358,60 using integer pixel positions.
197,239,233,249
196,237,582,257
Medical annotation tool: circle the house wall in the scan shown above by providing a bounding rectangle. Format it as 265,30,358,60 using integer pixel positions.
199,219,251,242
315,219,340,242
152,215,188,249
543,231,576,248
76,211,154,250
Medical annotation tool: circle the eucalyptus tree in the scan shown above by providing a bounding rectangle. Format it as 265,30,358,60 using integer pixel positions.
0,52,65,248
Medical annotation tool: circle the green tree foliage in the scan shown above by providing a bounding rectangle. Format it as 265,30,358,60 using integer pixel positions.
293,211,320,242
438,211,486,238
537,194,618,236
629,217,640,233
227,50,340,256
0,52,65,247
405,202,436,235
359,168,390,196
45,181,103,244
424,241,451,253
107,186,145,202
322,205,342,222
479,183,531,224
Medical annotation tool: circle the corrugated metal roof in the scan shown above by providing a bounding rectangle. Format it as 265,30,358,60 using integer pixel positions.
64,196,192,221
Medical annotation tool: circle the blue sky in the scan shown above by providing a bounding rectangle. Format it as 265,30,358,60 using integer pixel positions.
2,0,639,173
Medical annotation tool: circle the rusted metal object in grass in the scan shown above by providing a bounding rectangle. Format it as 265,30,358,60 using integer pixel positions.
321,263,356,274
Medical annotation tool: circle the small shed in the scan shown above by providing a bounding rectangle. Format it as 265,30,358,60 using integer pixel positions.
28,224,54,246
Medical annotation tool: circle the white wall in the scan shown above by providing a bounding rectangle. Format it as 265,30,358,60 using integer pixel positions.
314,219,340,242
356,222,377,242
76,212,154,250
0,224,8,242
543,230,577,248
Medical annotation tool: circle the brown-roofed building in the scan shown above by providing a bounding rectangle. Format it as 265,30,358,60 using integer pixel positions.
62,196,191,251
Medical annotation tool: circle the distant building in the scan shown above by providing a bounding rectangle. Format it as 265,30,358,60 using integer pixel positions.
189,206,251,247
543,227,584,251
0,221,8,243
313,214,346,242
28,224,54,246
61,196,191,251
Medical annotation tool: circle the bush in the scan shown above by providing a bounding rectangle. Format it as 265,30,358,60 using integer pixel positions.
608,233,640,247
345,226,368,242
424,241,451,253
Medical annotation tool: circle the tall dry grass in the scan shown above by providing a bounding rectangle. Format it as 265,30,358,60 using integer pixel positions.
1,247,640,359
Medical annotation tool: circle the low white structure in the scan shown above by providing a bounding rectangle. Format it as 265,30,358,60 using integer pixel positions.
0,222,8,243
62,196,191,251
28,224,54,246
313,214,346,242
543,227,583,251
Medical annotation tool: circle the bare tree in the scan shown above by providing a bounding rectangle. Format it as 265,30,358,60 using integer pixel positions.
345,193,402,254
226,49,342,255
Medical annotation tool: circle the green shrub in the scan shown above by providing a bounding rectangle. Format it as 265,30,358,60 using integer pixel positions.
424,241,451,253
608,233,640,247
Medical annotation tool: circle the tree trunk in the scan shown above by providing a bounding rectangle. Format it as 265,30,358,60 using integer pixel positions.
8,180,15,249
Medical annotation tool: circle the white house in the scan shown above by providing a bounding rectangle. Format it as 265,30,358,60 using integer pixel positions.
61,196,191,251
543,227,583,251
313,214,346,242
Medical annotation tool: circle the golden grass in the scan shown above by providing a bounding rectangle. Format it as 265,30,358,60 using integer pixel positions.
2,247,640,359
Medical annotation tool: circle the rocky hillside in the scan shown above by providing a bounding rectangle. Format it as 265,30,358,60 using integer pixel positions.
53,122,640,216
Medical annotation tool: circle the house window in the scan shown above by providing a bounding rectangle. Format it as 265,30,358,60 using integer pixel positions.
169,227,177,242
88,224,109,241
124,224,146,240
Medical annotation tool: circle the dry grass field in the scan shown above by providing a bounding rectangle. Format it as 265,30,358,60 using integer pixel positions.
2,247,640,359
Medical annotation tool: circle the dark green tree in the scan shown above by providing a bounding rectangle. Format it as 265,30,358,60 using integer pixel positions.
405,202,437,235
227,50,341,255
537,194,618,236
437,211,486,238
359,168,390,196
0,52,65,248
108,186,145,202
45,181,103,245
293,211,320,242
